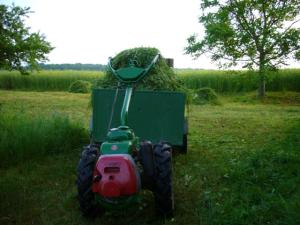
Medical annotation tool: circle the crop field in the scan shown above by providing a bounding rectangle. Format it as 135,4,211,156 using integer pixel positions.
0,90,299,225
178,69,300,92
1,69,300,92
0,70,103,92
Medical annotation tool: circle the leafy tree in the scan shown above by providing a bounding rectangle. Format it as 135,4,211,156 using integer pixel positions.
0,4,53,74
185,0,300,97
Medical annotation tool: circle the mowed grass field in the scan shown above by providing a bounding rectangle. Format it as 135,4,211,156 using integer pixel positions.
0,90,299,225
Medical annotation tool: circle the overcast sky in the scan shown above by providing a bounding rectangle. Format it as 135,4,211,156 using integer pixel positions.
3,0,300,69
2,0,217,68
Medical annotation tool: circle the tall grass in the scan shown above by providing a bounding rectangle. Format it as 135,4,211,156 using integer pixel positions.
177,70,255,92
0,70,103,91
0,69,299,92
177,69,300,92
267,69,300,92
0,112,88,168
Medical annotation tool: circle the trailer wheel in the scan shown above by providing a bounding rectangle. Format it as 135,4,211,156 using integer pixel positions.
77,144,99,217
153,142,174,217
182,118,188,154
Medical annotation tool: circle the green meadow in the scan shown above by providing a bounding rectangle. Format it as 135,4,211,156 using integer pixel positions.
0,90,299,225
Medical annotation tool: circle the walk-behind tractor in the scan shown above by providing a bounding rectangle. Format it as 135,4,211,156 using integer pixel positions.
77,53,187,217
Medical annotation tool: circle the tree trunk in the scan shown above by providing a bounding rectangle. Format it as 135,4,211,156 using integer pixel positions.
258,54,266,98
258,73,266,98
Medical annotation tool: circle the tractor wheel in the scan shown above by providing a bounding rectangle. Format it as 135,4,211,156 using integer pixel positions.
77,144,99,217
153,142,174,217
139,140,155,190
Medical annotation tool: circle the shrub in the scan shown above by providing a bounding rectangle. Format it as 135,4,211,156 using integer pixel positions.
69,80,92,93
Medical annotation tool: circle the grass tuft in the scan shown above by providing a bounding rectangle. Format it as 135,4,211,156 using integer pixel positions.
69,80,92,93
192,87,221,105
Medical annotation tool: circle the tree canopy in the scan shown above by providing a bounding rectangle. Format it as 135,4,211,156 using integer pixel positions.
185,0,300,97
0,4,53,74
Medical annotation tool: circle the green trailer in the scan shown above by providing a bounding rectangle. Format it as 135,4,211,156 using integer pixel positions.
91,89,187,153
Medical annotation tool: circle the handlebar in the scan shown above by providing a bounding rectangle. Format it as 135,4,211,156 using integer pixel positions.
108,54,160,84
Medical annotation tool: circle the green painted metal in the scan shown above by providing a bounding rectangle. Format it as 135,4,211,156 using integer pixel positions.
100,126,138,155
92,89,185,146
100,140,135,155
114,67,145,81
107,126,135,142
121,87,133,126
108,54,160,83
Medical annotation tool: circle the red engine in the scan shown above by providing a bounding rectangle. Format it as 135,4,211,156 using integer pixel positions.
92,154,141,198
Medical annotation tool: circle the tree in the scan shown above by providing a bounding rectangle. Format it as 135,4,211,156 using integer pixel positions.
0,4,53,74
185,0,300,97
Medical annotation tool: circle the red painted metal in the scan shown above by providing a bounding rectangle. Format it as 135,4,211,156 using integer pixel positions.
92,154,140,198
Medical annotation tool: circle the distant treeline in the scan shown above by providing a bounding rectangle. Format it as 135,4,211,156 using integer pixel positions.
38,63,107,71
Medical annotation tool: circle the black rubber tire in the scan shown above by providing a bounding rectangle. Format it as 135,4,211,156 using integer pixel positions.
153,142,174,217
139,140,155,190
182,118,188,154
77,144,99,217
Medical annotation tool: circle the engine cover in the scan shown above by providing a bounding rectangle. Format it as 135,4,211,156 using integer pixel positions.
92,154,140,198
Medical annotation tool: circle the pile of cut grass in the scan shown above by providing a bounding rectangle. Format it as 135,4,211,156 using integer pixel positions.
101,47,181,91
191,87,221,105
69,80,92,93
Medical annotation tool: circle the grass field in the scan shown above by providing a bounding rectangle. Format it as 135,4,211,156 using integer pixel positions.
1,69,300,92
0,70,103,91
178,69,300,92
0,91,91,168
0,90,299,225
